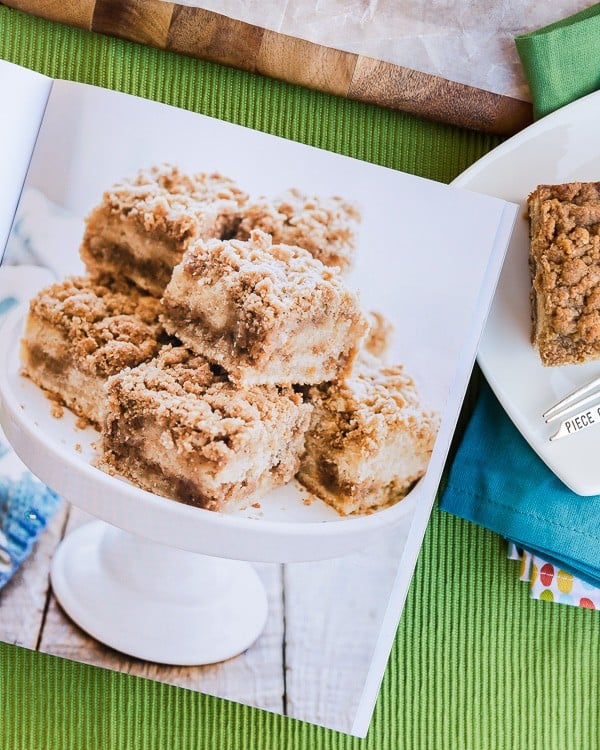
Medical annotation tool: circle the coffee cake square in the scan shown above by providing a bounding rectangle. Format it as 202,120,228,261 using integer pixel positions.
297,354,438,515
236,188,359,273
81,164,248,296
21,275,166,426
528,182,600,366
161,229,368,386
101,346,313,510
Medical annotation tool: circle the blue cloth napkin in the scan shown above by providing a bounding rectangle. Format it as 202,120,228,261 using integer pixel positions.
439,379,600,587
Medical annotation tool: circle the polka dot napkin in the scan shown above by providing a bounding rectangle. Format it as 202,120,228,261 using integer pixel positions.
508,543,600,610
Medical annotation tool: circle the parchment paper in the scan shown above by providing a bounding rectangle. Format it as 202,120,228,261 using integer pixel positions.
167,0,595,100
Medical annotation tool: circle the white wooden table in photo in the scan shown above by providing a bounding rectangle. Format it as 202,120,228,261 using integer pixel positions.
0,502,406,734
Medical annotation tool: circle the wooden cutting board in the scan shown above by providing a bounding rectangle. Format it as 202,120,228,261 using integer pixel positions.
1,0,533,135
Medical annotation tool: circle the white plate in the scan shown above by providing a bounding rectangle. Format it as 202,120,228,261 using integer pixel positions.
453,90,600,496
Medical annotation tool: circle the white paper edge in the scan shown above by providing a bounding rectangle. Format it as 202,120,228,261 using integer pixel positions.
0,60,52,257
350,201,518,737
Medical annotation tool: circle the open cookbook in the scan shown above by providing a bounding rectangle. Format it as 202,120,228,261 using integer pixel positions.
0,59,518,737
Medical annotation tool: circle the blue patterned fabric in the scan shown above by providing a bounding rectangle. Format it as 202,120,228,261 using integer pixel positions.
0,473,60,587
0,267,61,589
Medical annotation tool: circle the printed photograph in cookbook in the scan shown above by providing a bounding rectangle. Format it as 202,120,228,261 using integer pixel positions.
0,60,516,736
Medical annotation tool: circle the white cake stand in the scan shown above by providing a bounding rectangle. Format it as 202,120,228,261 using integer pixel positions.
0,306,420,665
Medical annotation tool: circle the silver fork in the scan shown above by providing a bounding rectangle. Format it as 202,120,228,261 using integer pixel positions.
544,375,600,441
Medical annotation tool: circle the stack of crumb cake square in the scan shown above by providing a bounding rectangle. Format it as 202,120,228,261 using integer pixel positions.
21,164,438,516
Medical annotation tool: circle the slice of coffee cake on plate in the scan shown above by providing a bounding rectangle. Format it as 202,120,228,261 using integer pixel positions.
528,182,600,366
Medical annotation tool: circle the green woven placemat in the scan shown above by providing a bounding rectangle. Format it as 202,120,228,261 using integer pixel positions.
1,8,598,750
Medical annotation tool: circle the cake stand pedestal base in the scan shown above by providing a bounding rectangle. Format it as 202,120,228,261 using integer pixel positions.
50,520,268,665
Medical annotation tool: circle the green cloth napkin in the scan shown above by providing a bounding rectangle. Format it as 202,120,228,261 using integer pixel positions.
516,2,600,119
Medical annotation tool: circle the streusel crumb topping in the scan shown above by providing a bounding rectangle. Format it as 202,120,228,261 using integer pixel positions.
28,276,164,375
529,183,600,356
180,229,360,321
111,346,308,463
364,311,393,358
99,164,248,241
308,353,437,452
237,188,359,270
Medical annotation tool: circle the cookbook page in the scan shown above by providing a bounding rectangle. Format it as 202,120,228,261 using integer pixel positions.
0,78,517,736
0,61,52,259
